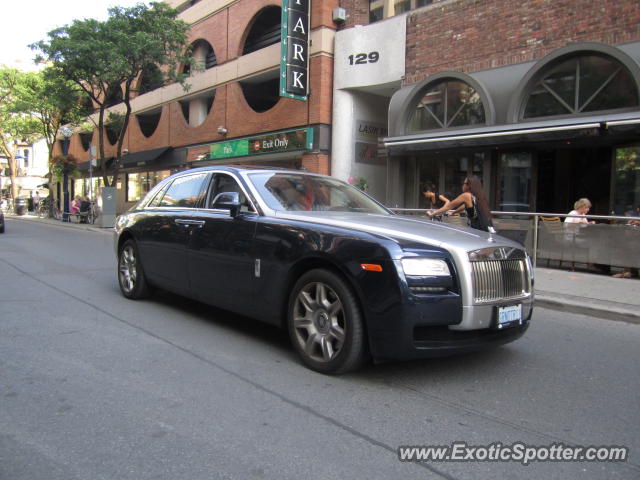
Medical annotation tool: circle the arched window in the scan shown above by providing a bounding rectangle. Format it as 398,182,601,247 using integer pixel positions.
521,54,639,120
106,124,119,146
239,71,280,113
138,64,164,95
242,7,281,55
79,131,93,151
409,80,486,132
183,40,217,75
136,107,163,137
105,84,123,108
179,90,215,127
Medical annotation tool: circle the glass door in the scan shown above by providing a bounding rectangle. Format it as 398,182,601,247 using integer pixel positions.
497,152,533,212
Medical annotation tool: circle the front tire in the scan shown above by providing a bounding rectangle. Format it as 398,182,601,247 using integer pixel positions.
118,239,152,299
288,269,366,374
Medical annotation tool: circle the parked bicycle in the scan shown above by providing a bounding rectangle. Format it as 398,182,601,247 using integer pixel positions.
73,200,99,224
36,197,62,219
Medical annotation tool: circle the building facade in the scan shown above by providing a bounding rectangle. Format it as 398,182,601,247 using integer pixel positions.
333,0,640,216
0,139,49,203
54,0,640,218
53,0,338,215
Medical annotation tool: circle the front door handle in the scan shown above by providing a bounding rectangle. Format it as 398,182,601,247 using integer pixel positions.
175,219,205,228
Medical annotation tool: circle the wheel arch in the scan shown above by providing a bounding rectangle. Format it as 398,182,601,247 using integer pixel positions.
280,255,372,354
117,230,136,255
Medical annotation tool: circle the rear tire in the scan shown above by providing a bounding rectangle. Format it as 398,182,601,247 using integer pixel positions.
118,239,152,299
288,269,367,374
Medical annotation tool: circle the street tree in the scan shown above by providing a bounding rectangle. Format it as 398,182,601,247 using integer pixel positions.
32,2,192,186
0,67,40,204
13,67,87,214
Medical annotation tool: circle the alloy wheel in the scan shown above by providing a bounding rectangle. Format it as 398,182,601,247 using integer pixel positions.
119,244,137,294
291,281,346,363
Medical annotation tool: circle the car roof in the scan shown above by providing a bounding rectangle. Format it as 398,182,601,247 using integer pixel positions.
178,165,326,177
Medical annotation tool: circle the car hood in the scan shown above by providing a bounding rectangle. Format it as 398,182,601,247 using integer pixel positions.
274,211,524,254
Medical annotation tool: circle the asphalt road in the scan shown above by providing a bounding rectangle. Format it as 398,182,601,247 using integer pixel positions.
1,219,639,480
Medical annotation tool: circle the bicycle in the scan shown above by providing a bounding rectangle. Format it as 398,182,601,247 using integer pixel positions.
76,201,99,224
87,202,99,224
36,197,62,220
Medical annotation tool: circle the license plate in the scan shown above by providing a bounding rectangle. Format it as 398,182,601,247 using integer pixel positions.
497,304,522,329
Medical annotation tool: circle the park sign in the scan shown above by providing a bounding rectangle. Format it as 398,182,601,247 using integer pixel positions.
280,0,310,100
208,128,314,160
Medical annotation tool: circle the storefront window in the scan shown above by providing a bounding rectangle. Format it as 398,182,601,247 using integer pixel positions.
127,171,170,202
73,177,104,200
613,146,640,216
523,54,638,119
409,80,485,132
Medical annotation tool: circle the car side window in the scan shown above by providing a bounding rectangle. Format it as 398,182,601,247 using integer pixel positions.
208,174,255,213
146,182,170,208
156,173,209,208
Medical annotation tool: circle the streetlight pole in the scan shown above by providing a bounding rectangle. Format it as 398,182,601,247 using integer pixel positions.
61,127,73,222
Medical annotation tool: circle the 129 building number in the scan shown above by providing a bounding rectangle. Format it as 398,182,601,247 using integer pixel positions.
348,52,380,65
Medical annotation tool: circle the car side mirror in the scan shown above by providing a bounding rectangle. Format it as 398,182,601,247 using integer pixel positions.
212,191,241,218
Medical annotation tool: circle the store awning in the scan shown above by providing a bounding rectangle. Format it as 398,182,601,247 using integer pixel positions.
383,112,640,152
77,157,114,172
120,147,170,167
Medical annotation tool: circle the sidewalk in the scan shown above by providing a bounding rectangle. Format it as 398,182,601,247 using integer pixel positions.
5,211,113,235
535,267,640,324
5,212,640,324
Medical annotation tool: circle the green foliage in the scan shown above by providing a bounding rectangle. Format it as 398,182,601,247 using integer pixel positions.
50,154,80,182
31,2,193,185
348,176,369,191
0,67,42,199
12,67,86,160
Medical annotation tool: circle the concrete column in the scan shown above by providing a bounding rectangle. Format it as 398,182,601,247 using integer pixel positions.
189,98,208,127
331,89,355,181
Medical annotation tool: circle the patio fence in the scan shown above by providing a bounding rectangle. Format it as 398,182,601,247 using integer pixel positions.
389,209,640,270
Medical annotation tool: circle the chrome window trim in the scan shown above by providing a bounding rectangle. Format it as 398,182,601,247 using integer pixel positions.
203,170,260,215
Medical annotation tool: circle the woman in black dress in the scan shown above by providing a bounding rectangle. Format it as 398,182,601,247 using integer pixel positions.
427,176,493,232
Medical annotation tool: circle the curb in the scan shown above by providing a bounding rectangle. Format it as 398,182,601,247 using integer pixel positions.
535,293,640,325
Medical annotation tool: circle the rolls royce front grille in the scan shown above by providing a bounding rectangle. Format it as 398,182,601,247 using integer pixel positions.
471,259,531,304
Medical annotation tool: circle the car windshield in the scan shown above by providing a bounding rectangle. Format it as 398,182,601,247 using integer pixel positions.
248,172,390,214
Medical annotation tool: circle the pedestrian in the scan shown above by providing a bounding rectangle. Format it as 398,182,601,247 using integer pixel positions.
33,191,41,212
421,182,450,212
427,176,494,232
564,198,595,224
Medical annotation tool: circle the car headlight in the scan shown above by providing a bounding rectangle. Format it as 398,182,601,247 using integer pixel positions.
401,258,450,276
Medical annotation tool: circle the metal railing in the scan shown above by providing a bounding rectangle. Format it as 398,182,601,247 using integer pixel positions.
390,208,640,270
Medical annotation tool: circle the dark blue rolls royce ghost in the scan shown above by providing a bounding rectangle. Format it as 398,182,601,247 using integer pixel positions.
115,166,534,374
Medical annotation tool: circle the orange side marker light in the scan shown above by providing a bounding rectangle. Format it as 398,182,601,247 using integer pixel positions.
360,263,383,272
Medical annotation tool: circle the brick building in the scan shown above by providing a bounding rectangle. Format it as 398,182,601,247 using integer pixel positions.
332,0,640,215
54,0,338,216
55,0,640,217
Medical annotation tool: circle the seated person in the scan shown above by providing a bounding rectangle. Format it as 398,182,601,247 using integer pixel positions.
79,198,91,223
70,195,81,214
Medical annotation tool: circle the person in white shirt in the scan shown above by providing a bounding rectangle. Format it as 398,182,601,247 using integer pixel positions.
565,198,595,224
